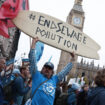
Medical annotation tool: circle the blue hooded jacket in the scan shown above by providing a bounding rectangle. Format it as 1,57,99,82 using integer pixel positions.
29,49,73,105
87,86,105,105
67,88,77,105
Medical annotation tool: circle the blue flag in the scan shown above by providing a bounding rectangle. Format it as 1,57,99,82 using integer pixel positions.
35,42,44,63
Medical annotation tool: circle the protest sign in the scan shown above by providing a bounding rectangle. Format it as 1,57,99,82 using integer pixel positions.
13,10,100,59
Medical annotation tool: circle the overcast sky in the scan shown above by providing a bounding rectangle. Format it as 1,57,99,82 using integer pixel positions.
15,0,105,70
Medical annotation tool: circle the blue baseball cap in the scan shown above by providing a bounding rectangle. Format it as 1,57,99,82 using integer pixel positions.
44,62,54,70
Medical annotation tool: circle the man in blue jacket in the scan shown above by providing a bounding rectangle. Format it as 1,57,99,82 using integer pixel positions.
29,37,75,105
12,66,31,105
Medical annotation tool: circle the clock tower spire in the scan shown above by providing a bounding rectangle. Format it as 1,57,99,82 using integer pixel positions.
67,0,85,31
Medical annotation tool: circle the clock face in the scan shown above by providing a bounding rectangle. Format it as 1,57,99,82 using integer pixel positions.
73,17,81,25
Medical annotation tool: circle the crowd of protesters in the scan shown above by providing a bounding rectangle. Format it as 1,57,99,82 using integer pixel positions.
0,57,32,105
0,37,105,105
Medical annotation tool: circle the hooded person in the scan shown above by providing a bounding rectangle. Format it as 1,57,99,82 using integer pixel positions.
67,83,80,105
77,84,89,105
86,69,105,105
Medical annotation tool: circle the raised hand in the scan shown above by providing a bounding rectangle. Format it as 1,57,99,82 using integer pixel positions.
70,52,76,62
31,37,39,49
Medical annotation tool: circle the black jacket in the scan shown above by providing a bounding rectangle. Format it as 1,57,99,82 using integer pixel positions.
77,90,88,105
86,86,105,105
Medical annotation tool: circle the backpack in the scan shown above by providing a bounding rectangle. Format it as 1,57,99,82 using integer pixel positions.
55,93,68,105
2,73,16,103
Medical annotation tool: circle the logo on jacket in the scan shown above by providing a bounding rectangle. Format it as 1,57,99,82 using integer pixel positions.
43,82,55,96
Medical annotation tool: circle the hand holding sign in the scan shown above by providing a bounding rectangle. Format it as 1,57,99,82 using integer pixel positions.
31,37,39,49
70,52,76,62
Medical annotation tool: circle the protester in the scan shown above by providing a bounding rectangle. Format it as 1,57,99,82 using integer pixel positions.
54,82,68,105
22,68,32,105
67,83,80,105
2,58,16,105
86,69,105,105
77,84,89,105
53,83,62,105
29,37,75,105
12,66,31,105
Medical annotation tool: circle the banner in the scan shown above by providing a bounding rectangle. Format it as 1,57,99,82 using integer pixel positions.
13,11,100,59
0,0,29,38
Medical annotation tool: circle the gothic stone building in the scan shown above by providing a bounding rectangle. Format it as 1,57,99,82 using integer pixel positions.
75,58,103,84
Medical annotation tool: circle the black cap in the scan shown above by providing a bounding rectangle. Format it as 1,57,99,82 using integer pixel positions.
44,62,54,70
